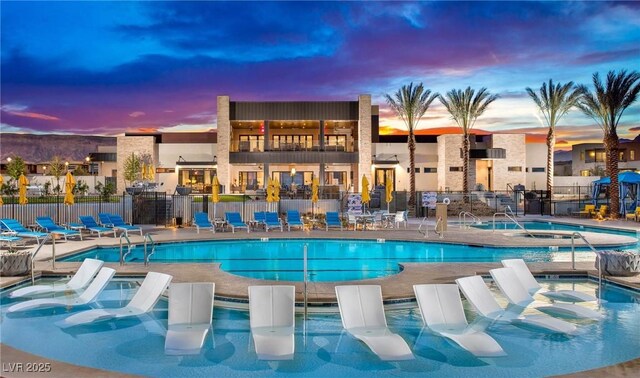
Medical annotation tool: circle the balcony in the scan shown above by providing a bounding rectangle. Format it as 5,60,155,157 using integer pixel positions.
229,150,358,164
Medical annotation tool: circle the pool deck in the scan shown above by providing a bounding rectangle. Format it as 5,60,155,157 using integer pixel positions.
1,216,639,377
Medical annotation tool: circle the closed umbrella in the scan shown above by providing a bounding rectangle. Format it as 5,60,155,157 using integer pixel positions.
311,177,319,217
141,164,148,181
63,171,76,205
266,178,274,203
211,175,220,218
361,175,370,204
18,174,29,205
148,164,155,181
0,175,4,206
273,179,280,202
385,172,393,211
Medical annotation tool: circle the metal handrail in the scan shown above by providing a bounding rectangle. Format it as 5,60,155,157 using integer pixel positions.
119,234,132,266
31,234,55,285
434,217,444,239
492,212,536,238
459,211,481,228
418,217,429,238
143,233,156,267
570,231,598,270
303,244,308,321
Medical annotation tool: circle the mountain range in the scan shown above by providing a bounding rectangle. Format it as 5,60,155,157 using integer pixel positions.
0,133,116,163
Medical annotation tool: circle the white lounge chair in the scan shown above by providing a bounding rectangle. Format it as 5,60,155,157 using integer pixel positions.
413,284,506,357
335,285,414,361
489,268,603,320
8,267,116,313
10,258,104,298
61,272,173,327
501,259,598,302
455,275,577,334
165,283,215,355
248,285,295,360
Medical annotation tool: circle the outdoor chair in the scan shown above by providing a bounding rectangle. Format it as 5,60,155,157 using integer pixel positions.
286,210,304,231
225,212,250,233
394,211,407,228
325,212,343,231
35,216,82,241
165,283,215,355
98,213,114,227
108,214,143,237
0,219,49,243
79,216,117,238
252,211,266,231
265,212,283,232
347,213,359,231
578,204,595,218
625,206,640,222
249,285,295,360
10,258,104,298
593,205,608,219
193,212,215,234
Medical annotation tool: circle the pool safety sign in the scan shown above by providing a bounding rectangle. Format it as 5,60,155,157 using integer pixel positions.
423,192,437,209
347,194,363,214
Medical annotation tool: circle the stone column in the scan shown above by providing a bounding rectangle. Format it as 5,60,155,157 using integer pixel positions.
358,94,372,191
217,96,231,189
319,163,325,185
263,120,270,151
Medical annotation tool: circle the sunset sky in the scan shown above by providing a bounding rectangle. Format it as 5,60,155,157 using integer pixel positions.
1,1,639,150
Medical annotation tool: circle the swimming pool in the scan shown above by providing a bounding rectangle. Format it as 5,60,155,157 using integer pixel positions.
473,220,638,237
60,239,636,282
1,279,638,377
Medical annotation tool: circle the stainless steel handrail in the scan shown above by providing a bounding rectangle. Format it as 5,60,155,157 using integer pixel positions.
434,217,444,239
143,233,156,266
119,234,132,266
303,244,308,320
570,231,598,270
458,211,481,228
31,234,55,285
418,216,429,238
492,212,536,238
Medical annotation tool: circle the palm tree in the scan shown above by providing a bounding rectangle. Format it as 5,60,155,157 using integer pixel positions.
384,82,439,214
577,70,640,219
526,80,583,196
439,87,498,200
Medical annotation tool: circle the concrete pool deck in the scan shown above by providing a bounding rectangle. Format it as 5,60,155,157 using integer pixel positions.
1,216,639,377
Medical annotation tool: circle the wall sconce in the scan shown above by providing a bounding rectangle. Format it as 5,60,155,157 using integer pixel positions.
290,167,296,177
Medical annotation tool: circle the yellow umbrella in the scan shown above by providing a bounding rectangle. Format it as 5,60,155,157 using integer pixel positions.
141,163,148,180
266,178,274,203
273,179,280,201
148,164,155,181
211,176,220,203
0,175,4,206
63,171,76,205
385,172,393,206
18,173,29,205
361,175,370,204
311,177,319,203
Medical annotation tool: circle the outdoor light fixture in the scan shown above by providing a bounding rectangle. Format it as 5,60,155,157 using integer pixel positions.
178,156,186,162
290,167,296,177
7,157,11,162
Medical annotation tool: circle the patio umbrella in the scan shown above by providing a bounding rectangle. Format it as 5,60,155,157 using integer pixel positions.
361,175,370,204
266,178,274,203
63,171,76,205
311,177,319,217
385,172,393,211
148,164,155,181
273,179,280,202
18,173,29,205
141,164,148,181
211,175,220,218
0,175,3,206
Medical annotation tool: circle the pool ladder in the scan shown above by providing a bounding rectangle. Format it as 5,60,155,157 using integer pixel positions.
569,231,604,304
492,211,536,238
458,211,481,229
119,234,133,266
30,234,55,285
143,233,156,266
417,217,444,239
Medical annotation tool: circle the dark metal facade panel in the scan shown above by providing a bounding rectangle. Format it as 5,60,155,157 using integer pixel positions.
88,152,117,162
229,152,358,164
470,148,506,159
230,101,359,120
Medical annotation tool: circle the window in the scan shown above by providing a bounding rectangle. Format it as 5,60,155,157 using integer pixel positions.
508,166,522,172
237,171,264,192
178,168,217,193
423,167,437,173
238,135,264,152
585,149,606,163
272,135,313,150
580,170,591,177
374,168,395,190
631,150,636,161
532,167,545,173
580,151,585,161
415,167,420,173
324,135,346,151
619,151,625,161
449,167,463,172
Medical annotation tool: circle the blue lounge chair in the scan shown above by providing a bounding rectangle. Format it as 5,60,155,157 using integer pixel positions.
79,216,116,238
252,211,266,231
36,216,83,241
225,212,249,233
0,219,49,242
265,212,283,232
286,210,304,231
193,212,215,234
325,212,343,231
98,213,114,227
108,214,143,237
0,234,23,250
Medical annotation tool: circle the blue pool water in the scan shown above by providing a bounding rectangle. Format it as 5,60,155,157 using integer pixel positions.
473,220,638,237
1,279,638,377
60,239,637,282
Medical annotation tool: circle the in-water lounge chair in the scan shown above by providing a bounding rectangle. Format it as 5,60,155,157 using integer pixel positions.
455,275,577,334
335,285,414,361
265,212,283,232
325,212,343,231
108,214,143,237
36,216,83,241
8,268,116,313
61,272,173,327
79,216,116,238
286,210,304,231
225,212,250,233
249,285,295,360
165,283,215,355
193,212,215,234
0,219,49,243
501,259,598,302
10,258,104,298
413,284,506,357
489,267,603,320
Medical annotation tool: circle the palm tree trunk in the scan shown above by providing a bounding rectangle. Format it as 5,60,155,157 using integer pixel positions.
408,133,416,216
546,129,555,195
462,134,470,203
605,132,620,219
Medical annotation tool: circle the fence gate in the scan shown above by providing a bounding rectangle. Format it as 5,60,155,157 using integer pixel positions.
132,191,171,226
523,190,552,216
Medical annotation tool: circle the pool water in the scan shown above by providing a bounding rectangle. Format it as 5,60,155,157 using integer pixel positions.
60,239,637,282
473,220,638,237
1,279,638,377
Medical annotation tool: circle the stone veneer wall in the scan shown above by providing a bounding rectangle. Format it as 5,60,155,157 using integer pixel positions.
437,134,476,191
116,136,156,193
217,96,231,189
357,94,372,191
491,134,526,190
